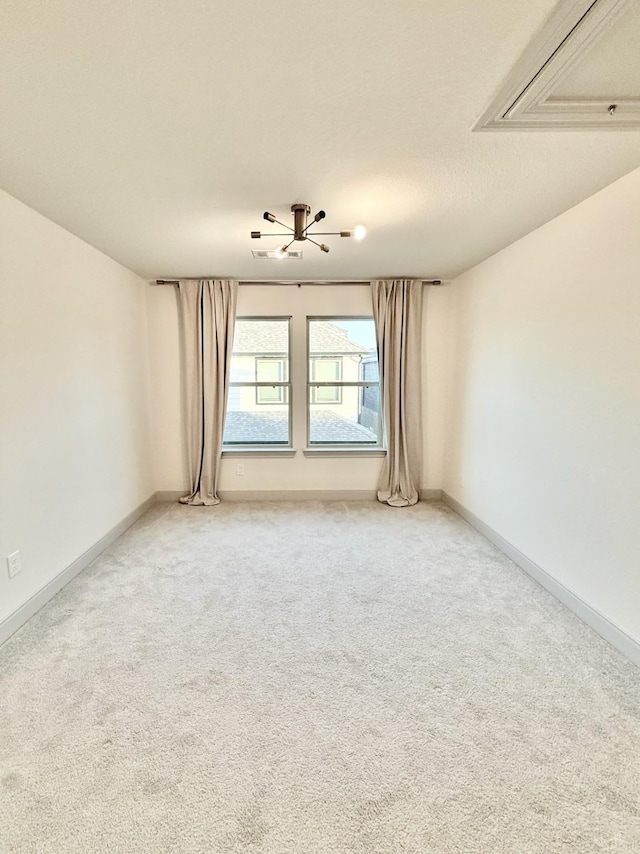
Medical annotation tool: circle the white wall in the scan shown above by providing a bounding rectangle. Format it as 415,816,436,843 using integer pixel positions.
0,191,154,626
148,282,451,494
422,283,451,489
444,167,640,644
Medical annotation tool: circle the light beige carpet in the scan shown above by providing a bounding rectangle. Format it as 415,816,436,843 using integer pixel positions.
1,500,639,852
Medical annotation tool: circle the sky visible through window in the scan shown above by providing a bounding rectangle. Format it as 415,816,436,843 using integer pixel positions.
331,319,377,351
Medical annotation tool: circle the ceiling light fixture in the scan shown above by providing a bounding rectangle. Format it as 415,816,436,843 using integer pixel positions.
251,203,366,255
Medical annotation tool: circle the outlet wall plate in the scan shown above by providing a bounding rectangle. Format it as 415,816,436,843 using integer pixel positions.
7,551,22,578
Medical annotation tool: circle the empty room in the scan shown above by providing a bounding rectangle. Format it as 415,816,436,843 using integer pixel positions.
1,1,639,851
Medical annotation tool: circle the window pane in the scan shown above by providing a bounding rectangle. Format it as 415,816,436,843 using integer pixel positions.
222,406,289,445
256,358,285,404
256,358,284,382
314,385,341,403
308,318,379,445
257,386,285,404
313,358,340,381
361,356,379,383
308,319,377,357
310,358,341,403
309,385,379,444
230,319,289,383
359,383,380,433
225,318,290,445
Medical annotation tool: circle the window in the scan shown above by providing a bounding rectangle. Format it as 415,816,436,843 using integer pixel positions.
310,358,342,403
223,318,291,446
256,358,286,404
222,314,382,451
307,318,381,447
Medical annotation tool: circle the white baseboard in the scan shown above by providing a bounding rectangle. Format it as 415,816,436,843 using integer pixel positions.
221,489,380,501
158,489,443,503
157,489,379,502
0,494,157,647
442,492,640,668
155,490,186,502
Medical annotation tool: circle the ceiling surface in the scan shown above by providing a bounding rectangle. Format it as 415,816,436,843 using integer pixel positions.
1,0,640,281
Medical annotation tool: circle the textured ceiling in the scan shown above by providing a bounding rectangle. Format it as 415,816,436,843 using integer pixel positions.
1,0,640,280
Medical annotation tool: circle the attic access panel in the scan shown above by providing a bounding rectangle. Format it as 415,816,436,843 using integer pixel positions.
475,0,640,130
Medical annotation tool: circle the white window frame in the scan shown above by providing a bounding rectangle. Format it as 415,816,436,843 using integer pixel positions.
306,316,382,450
223,316,293,450
222,311,385,458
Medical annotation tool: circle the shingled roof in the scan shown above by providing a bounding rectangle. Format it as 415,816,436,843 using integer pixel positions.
232,320,370,355
223,410,377,444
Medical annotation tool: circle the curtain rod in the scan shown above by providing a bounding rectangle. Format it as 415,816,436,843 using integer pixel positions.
153,279,444,286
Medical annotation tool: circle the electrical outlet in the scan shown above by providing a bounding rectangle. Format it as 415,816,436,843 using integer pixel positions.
6,551,22,579
236,463,245,476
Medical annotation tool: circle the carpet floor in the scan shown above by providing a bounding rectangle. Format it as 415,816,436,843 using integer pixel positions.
1,500,639,852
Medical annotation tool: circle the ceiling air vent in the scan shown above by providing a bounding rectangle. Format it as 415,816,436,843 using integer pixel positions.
252,249,303,260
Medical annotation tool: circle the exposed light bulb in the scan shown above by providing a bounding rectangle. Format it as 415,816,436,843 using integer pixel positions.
274,245,289,259
353,225,366,241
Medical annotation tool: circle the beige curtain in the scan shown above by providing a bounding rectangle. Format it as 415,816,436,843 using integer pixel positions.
178,279,238,506
371,279,423,506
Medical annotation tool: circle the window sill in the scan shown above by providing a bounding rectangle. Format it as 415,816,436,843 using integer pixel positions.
303,448,386,458
222,448,297,458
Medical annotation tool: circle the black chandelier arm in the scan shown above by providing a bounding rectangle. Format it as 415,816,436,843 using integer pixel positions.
270,218,293,232
252,232,295,238
304,235,330,253
302,210,326,235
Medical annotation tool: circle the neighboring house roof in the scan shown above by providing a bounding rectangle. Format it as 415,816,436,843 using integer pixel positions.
223,410,377,445
233,320,370,355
